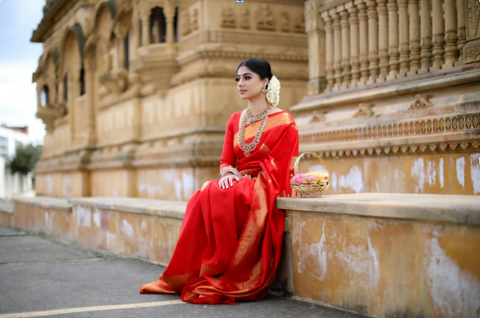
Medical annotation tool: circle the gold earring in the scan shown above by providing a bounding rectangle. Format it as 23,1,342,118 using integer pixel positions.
260,87,267,96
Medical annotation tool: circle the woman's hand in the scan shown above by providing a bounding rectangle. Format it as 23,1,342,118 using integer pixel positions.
218,173,240,189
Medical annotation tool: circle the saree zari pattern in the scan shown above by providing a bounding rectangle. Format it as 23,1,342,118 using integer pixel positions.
139,110,299,305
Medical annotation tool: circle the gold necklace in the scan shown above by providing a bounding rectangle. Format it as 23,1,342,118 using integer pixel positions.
238,106,273,157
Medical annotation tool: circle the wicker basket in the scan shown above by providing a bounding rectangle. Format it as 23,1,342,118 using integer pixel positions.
291,152,330,198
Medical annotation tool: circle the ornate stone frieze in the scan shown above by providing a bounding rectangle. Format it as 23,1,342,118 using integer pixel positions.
256,4,275,30
408,95,432,111
299,112,480,158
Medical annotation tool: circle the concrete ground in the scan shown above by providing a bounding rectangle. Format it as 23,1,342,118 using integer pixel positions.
0,225,367,318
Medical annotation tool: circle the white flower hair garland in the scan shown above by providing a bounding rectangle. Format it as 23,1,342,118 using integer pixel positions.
266,75,281,107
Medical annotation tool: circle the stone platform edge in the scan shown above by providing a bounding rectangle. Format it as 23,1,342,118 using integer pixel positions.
277,193,480,225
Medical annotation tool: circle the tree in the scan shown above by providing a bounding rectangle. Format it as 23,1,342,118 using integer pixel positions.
6,143,42,176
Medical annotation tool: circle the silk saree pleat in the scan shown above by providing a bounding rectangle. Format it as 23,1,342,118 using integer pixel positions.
140,111,299,304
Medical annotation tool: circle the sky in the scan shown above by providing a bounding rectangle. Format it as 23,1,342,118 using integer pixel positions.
0,0,46,144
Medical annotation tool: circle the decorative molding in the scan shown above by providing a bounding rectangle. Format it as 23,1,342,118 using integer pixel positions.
309,111,326,123
299,113,480,146
408,95,432,111
353,103,374,117
300,141,480,159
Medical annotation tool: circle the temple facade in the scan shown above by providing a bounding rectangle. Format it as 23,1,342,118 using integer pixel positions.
32,0,480,198
295,0,480,195
33,0,308,200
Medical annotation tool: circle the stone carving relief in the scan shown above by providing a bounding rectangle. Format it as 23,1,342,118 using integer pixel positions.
467,0,480,36
256,4,275,30
280,12,290,32
181,10,192,36
192,9,199,31
353,103,374,117
309,111,326,123
240,9,250,29
221,6,236,28
298,113,480,157
408,95,432,111
305,1,317,32
465,44,480,62
294,12,305,33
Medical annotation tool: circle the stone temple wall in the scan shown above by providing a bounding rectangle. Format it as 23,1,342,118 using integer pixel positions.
32,0,309,200
32,0,480,199
295,0,480,195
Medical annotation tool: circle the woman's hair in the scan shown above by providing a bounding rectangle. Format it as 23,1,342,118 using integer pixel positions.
236,58,273,88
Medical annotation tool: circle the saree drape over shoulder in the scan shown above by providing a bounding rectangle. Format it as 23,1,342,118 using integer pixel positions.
140,110,299,305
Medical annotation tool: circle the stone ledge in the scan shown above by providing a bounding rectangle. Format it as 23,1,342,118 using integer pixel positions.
0,201,14,214
277,193,480,225
12,197,72,212
68,197,187,220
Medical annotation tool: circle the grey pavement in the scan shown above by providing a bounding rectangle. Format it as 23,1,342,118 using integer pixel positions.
0,225,367,318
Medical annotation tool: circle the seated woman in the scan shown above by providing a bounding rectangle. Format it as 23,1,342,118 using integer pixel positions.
140,58,299,305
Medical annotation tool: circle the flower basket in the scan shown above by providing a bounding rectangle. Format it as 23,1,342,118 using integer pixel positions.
290,152,330,198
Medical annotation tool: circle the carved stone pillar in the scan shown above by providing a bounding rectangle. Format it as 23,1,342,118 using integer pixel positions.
84,59,96,145
398,0,410,74
358,2,369,85
456,0,466,63
68,75,77,141
348,5,360,85
323,13,335,92
464,0,480,63
340,9,351,87
444,0,458,65
420,0,432,71
408,0,421,72
333,12,343,90
387,0,399,79
432,0,445,68
366,0,379,83
378,0,389,79
306,0,327,95
141,15,150,46
164,3,176,47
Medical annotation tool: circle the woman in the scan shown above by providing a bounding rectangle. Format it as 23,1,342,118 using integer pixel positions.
140,58,299,305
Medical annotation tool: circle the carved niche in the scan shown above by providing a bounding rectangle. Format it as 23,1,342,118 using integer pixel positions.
221,6,236,28
256,4,275,30
294,12,305,33
240,8,250,29
280,12,290,32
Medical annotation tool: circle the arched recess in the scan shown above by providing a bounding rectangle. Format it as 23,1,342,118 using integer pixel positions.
58,27,83,141
37,49,60,108
94,3,116,75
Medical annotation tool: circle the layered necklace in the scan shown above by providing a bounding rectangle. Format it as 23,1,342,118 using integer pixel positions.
238,105,274,157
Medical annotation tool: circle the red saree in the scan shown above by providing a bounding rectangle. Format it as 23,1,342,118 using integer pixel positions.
139,110,299,304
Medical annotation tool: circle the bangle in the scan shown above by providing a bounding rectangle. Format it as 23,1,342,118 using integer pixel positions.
219,165,240,178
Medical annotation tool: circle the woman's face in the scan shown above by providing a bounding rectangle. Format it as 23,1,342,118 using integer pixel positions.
236,66,269,101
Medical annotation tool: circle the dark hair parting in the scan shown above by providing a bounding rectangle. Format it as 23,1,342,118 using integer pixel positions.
236,58,273,88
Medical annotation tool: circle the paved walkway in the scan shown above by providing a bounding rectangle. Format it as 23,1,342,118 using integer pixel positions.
0,225,367,318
